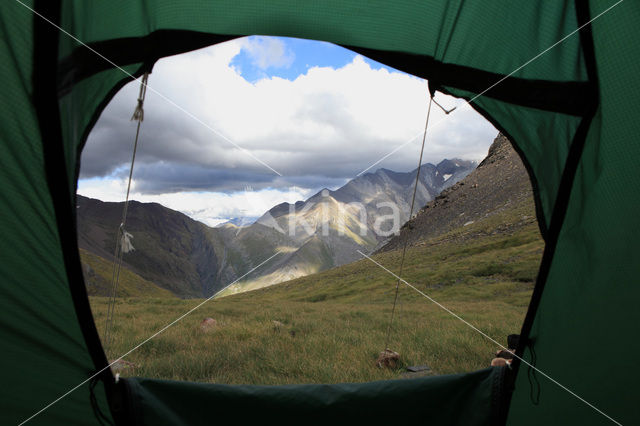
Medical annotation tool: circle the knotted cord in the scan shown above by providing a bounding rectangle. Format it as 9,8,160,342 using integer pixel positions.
383,90,434,352
103,72,149,355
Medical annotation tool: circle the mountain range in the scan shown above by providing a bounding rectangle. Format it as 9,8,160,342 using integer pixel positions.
77,158,475,298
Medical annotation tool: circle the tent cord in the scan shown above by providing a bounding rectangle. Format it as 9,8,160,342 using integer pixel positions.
432,95,456,115
383,93,433,352
103,73,149,356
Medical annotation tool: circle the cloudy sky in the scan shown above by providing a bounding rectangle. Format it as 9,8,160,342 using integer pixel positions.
78,36,497,226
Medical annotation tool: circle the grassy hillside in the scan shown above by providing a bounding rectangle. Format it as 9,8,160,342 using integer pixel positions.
90,204,543,385
81,248,174,298
220,235,336,296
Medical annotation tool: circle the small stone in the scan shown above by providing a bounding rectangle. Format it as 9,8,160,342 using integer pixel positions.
376,349,400,369
491,358,511,367
200,317,217,331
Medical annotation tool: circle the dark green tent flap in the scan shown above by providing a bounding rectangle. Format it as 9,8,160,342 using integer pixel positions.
0,3,112,425
124,368,502,426
1,0,638,425
508,2,640,424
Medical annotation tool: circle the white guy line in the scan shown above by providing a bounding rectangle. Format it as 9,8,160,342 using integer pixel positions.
14,0,282,177
18,251,282,426
356,0,624,177
356,250,623,426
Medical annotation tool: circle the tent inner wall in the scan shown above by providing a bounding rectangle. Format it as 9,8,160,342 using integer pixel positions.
3,0,612,424
58,1,590,425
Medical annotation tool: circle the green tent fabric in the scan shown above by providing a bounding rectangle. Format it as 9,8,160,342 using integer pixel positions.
125,368,503,426
0,1,638,425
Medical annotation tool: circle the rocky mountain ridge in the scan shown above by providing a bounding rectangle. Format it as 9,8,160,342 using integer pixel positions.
78,158,476,298
378,134,536,253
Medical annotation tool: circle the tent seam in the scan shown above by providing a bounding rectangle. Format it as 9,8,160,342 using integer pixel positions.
57,30,592,117
506,0,601,423
32,0,117,423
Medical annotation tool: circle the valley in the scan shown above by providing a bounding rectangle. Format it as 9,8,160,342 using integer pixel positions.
86,133,544,384
90,195,542,384
78,158,475,298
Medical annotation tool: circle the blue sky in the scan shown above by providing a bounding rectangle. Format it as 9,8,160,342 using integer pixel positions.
230,36,386,82
79,36,497,226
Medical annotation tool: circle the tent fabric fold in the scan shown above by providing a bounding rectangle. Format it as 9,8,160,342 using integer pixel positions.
122,368,504,426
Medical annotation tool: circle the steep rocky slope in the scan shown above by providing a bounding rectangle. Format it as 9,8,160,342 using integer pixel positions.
378,134,537,252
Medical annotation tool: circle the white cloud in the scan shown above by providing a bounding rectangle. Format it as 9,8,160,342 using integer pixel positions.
84,39,495,175
78,177,312,227
241,36,295,70
80,37,497,222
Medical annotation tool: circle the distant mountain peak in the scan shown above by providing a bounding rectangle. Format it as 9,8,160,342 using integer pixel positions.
218,217,259,227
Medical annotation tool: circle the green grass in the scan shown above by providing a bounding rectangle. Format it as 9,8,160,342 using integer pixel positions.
90,214,543,385
81,249,175,298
